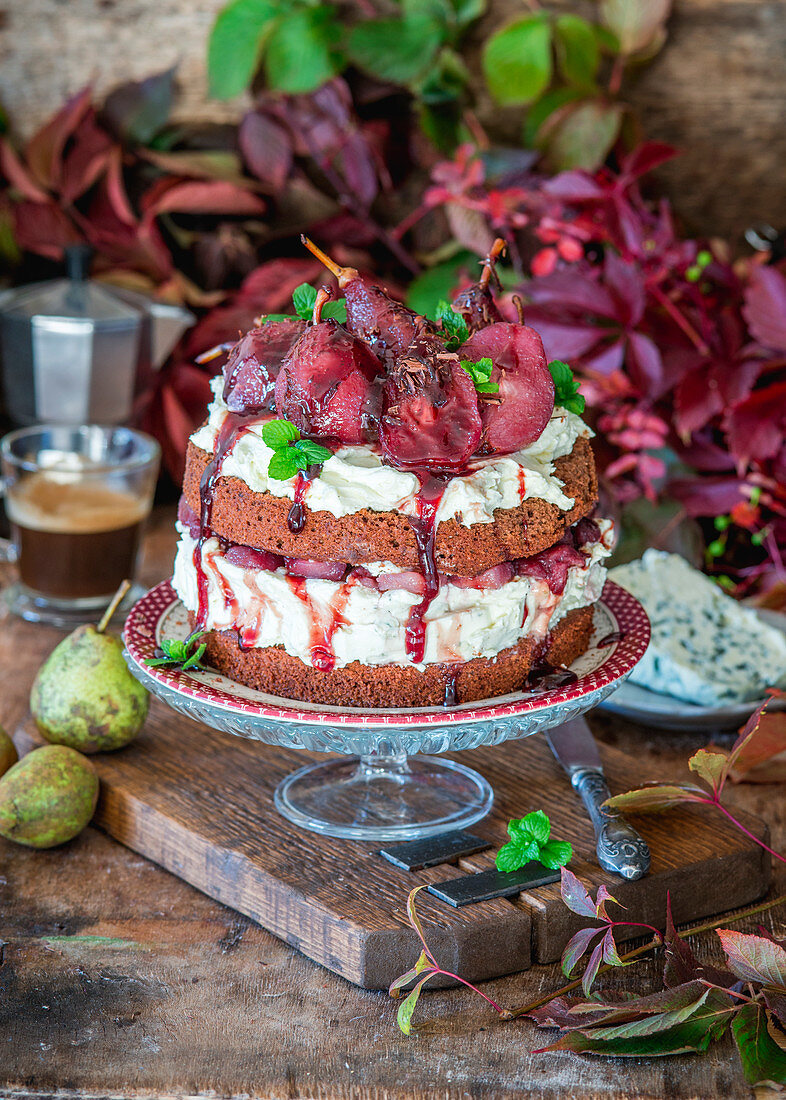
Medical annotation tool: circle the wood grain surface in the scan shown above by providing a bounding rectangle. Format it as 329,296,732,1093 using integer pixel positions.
0,508,784,1098
13,704,771,989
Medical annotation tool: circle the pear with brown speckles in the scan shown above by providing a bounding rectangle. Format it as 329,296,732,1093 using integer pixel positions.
30,584,149,754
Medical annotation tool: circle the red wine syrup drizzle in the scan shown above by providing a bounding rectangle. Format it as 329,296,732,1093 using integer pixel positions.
287,470,313,533
404,474,446,663
289,576,350,671
195,412,252,628
597,630,624,648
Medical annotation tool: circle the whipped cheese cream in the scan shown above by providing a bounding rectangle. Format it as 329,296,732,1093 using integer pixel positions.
190,376,591,527
611,550,786,705
173,520,613,670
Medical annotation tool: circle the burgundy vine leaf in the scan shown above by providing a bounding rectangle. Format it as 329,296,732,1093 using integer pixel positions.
663,896,736,989
560,867,597,919
101,66,176,146
12,200,83,260
142,179,267,219
667,475,748,518
389,950,433,996
723,380,786,468
562,926,604,978
0,140,50,202
717,929,786,988
743,266,786,352
59,109,115,204
619,141,678,182
25,85,93,190
763,987,786,1026
240,111,294,191
594,884,621,921
724,691,786,782
580,937,606,996
542,170,605,202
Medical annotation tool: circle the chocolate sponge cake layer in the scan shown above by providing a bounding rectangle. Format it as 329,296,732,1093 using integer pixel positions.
183,436,598,575
197,605,593,708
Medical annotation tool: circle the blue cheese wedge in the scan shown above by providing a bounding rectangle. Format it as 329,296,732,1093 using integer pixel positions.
610,550,786,706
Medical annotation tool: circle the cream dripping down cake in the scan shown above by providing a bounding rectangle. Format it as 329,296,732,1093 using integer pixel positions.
173,238,615,707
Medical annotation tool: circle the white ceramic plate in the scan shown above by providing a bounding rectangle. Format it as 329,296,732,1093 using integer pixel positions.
599,608,786,731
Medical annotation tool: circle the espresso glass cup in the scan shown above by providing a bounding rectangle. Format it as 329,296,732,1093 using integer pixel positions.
0,424,160,626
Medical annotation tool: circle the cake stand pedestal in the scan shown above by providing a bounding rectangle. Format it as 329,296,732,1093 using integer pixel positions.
274,753,494,840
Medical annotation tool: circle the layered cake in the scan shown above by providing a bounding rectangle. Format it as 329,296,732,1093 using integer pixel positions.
173,238,615,707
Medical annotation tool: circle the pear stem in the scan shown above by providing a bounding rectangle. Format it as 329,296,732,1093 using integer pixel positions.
479,238,506,291
97,580,131,634
312,286,331,326
301,235,356,288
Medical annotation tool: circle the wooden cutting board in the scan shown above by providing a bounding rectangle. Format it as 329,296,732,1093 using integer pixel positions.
16,703,771,990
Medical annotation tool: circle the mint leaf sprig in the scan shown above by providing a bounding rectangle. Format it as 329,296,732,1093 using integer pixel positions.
495,809,573,872
262,418,333,481
145,630,208,672
435,299,470,350
460,356,499,394
548,359,586,415
292,282,347,322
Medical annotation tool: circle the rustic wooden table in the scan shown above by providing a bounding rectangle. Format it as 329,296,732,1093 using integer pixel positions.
0,508,783,1100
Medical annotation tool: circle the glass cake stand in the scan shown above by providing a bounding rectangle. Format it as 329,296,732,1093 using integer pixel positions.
123,580,649,841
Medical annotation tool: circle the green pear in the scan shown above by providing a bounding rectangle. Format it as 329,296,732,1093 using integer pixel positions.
0,745,98,848
30,622,149,754
0,728,17,778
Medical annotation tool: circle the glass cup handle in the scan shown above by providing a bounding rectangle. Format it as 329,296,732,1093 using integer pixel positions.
0,476,17,563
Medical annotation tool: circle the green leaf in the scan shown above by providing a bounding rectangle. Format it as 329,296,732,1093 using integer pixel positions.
208,0,278,99
732,1003,786,1086
554,15,599,90
405,251,473,316
482,16,552,107
496,840,536,873
548,359,586,415
262,419,300,450
389,950,433,995
523,87,583,147
397,972,434,1035
599,0,671,57
295,438,333,465
521,809,551,845
348,16,444,85
541,100,623,172
688,748,728,794
264,7,341,95
460,357,498,393
603,785,710,813
717,929,786,987
292,282,347,322
435,300,469,349
267,450,301,481
450,0,486,26
538,839,573,870
293,282,317,320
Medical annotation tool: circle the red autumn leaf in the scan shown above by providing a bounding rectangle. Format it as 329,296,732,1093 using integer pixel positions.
604,253,645,327
142,179,266,219
626,331,663,395
619,141,678,182
0,139,50,202
674,362,725,437
529,269,619,319
667,475,748,517
239,111,293,192
59,108,115,205
12,200,83,260
743,266,786,352
543,170,605,202
25,85,93,191
723,380,786,467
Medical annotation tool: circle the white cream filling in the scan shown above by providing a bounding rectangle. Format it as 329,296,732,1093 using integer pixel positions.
190,376,591,527
173,520,613,669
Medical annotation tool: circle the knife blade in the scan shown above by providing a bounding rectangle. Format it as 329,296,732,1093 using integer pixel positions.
545,716,651,881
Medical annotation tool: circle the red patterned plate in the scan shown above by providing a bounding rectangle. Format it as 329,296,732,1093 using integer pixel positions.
123,580,649,744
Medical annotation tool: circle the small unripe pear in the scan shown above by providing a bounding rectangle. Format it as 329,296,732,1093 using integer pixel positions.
0,728,17,778
31,622,149,754
0,745,98,848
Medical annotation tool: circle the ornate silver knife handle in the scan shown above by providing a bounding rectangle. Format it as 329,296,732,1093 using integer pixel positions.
571,768,651,881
